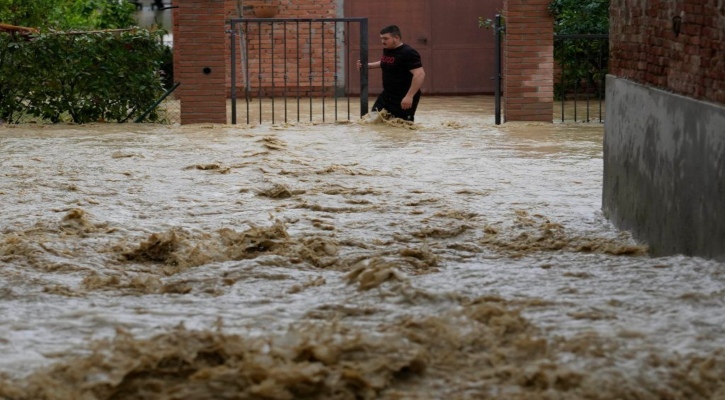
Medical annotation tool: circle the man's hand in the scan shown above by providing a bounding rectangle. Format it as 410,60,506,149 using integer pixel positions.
401,95,414,110
401,67,425,110
359,61,380,71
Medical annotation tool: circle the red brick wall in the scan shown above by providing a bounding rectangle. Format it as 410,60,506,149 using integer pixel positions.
226,0,340,97
173,0,227,124
503,0,554,122
173,0,339,123
610,0,725,104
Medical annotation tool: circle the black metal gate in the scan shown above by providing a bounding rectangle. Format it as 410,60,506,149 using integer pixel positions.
554,34,609,123
229,17,368,125
493,14,504,125
492,23,608,124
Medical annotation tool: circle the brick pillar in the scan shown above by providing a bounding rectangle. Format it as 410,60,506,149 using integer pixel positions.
503,0,554,122
173,0,227,124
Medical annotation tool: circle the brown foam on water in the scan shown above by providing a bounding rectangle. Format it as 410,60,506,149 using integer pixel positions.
0,209,107,273
345,257,407,291
60,208,105,237
3,297,723,399
293,201,376,214
255,182,295,199
81,273,163,294
185,163,231,174
317,185,382,197
410,223,472,239
259,136,287,150
358,110,421,130
119,221,308,273
314,164,378,176
480,210,648,257
441,120,467,129
118,220,440,280
287,276,326,294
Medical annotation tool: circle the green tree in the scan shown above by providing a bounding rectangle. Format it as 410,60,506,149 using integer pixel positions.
549,0,609,100
0,0,136,30
549,0,608,35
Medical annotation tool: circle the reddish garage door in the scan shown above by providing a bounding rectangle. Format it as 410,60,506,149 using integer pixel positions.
345,0,503,95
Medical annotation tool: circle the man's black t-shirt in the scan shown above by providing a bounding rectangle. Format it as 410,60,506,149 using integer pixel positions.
380,44,423,100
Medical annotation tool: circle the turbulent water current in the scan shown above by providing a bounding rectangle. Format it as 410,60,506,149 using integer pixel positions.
1,97,724,399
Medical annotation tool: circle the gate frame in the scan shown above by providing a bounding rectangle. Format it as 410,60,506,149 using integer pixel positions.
229,17,369,125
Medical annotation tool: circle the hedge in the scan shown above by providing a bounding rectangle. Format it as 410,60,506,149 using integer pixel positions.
0,29,167,124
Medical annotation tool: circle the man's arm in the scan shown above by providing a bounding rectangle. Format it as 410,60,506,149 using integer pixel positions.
357,60,381,70
401,67,425,110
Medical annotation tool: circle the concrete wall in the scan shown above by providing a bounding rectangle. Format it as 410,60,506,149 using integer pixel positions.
603,75,725,260
606,0,725,260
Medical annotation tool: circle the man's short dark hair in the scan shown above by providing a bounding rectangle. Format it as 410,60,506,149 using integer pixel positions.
380,25,402,38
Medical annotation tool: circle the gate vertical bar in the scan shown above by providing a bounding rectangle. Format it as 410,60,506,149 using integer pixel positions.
231,20,237,124
346,21,351,120
297,22,300,122
560,40,565,122
284,21,288,123
309,20,313,122
573,46,578,122
599,39,604,122
586,58,590,122
258,21,263,124
271,21,275,124
494,14,502,125
585,39,590,122
334,21,339,121
359,18,368,116
245,22,250,125
322,21,326,122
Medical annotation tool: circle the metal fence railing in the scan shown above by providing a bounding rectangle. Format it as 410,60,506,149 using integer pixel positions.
229,17,368,125
554,34,609,123
492,21,608,124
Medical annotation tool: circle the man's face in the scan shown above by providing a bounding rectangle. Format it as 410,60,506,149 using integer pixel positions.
380,33,400,49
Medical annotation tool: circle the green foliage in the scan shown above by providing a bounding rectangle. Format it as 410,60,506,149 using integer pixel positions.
478,17,494,30
0,0,137,30
549,0,609,35
0,30,166,123
549,0,610,100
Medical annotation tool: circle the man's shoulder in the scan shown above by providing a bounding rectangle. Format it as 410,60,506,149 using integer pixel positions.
398,44,418,54
398,44,423,67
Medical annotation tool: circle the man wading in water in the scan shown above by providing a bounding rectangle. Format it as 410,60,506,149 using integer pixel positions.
358,25,426,122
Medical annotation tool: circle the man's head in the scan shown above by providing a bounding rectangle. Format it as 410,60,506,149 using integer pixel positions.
379,25,402,49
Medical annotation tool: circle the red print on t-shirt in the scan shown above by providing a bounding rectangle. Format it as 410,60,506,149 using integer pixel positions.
381,55,395,64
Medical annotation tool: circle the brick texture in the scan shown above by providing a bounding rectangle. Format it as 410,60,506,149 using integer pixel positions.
173,0,227,124
503,0,554,122
173,0,340,123
610,0,725,104
226,0,340,98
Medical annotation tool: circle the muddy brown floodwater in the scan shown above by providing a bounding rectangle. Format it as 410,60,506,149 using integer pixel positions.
1,97,724,399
